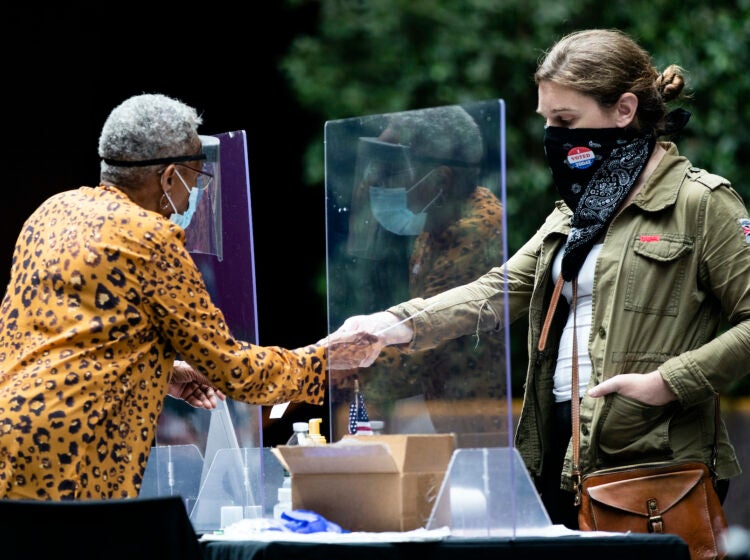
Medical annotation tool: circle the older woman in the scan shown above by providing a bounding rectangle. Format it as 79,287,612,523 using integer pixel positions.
0,94,357,500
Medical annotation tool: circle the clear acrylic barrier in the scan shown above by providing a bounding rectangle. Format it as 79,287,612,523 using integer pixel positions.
152,130,262,452
426,447,551,535
324,100,511,448
324,101,550,534
138,444,204,515
189,446,285,533
143,130,269,524
201,399,241,487
184,135,223,261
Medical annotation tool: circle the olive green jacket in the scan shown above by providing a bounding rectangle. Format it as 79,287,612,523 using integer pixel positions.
389,143,750,488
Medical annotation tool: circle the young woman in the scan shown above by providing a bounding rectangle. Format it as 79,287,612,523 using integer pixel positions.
327,29,750,528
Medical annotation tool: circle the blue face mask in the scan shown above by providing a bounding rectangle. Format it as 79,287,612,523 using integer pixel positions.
369,186,427,235
165,169,202,229
368,169,443,236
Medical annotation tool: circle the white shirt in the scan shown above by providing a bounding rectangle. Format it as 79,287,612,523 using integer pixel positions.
551,243,603,403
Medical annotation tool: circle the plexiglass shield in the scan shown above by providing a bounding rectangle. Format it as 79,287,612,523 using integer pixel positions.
143,131,272,527
325,100,511,449
325,100,552,537
184,135,223,260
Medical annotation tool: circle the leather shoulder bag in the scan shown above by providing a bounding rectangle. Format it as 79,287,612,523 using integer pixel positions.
539,276,728,560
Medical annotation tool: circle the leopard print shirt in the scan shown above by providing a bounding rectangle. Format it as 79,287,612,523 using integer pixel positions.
0,185,326,500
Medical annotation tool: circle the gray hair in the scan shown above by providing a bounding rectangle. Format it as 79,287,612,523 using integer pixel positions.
384,105,483,199
386,105,483,164
98,93,203,188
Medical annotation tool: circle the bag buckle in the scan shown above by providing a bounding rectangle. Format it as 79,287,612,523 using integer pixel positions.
646,498,664,533
572,469,582,507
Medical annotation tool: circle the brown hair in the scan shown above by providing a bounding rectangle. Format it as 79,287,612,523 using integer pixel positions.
534,29,686,135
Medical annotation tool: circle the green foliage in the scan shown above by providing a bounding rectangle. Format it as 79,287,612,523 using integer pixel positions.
282,0,750,396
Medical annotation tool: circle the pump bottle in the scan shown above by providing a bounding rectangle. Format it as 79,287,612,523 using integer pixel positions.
307,418,327,445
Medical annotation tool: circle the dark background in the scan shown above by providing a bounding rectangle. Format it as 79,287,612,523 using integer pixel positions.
4,8,327,442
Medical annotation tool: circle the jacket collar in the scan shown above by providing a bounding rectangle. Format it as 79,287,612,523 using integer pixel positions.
631,142,690,213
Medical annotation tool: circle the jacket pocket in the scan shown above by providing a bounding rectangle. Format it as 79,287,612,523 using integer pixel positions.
595,394,675,464
624,234,693,316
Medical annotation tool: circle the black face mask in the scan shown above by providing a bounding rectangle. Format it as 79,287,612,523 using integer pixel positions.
543,126,656,280
543,126,646,210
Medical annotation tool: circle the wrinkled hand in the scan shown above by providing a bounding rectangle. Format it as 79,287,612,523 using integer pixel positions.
322,331,382,370
168,361,226,409
587,370,677,406
319,312,413,369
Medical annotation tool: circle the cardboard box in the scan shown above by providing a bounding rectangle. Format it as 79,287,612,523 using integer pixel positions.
271,434,455,532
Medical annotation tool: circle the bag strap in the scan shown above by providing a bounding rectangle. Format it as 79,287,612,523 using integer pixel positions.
569,278,582,505
537,275,564,354
538,276,583,503
537,274,722,506
710,392,721,484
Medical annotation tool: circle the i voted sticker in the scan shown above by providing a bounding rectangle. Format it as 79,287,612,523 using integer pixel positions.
740,218,750,243
567,146,595,169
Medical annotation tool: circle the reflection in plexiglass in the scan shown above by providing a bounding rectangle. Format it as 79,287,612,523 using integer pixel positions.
325,100,510,448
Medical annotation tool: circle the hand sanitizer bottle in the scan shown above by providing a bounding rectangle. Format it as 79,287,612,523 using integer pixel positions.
286,422,310,446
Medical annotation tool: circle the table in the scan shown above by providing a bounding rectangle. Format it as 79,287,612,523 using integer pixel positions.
200,533,690,560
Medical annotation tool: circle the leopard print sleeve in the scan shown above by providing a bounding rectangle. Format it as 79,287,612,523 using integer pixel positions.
108,187,327,406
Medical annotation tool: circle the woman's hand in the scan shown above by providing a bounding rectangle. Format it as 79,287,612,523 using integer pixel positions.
588,370,677,406
321,330,382,370
168,361,226,409
320,312,413,369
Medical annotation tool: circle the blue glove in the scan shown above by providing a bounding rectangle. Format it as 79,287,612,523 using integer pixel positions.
280,509,348,533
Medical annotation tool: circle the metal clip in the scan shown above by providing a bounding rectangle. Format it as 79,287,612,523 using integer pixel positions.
572,470,582,507
647,498,664,533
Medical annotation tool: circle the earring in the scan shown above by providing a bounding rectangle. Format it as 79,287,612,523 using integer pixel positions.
160,193,170,210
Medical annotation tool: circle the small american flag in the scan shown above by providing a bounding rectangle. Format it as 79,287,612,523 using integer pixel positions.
348,380,372,435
